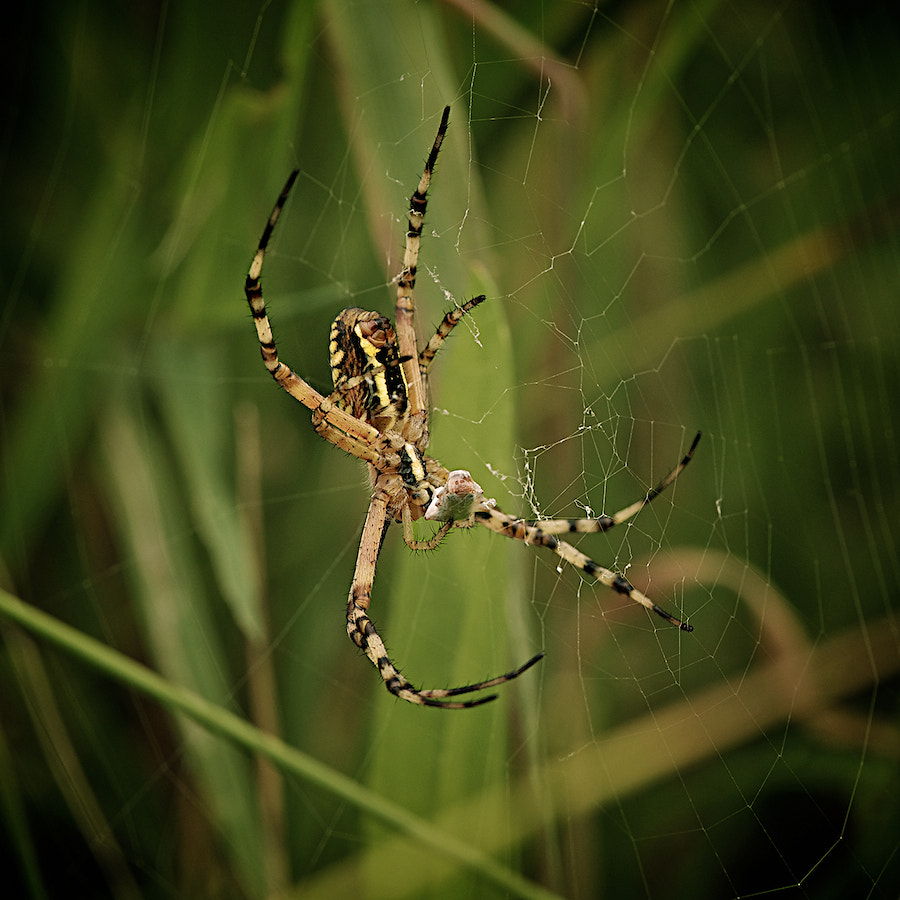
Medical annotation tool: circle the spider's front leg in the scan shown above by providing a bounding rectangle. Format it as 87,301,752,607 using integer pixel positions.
346,488,542,708
528,432,701,537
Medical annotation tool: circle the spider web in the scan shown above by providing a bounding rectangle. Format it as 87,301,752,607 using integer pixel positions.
1,1,898,898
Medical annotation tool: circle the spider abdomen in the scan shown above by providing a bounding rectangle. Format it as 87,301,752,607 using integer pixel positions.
329,307,409,431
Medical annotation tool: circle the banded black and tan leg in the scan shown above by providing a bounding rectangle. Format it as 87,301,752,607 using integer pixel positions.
418,295,487,374
245,172,391,465
527,431,702,537
347,490,543,708
395,106,451,419
247,299,384,464
474,505,693,631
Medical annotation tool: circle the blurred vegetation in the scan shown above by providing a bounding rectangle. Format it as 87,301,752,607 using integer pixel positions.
1,1,898,898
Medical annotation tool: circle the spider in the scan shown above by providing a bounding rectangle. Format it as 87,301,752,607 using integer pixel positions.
243,106,701,708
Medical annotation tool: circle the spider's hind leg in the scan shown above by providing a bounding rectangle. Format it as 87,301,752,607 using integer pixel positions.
348,490,541,708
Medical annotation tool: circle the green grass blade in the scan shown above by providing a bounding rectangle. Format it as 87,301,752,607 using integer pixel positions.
0,587,565,900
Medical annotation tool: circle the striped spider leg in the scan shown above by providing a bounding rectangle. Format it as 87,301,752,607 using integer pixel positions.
349,486,542,709
394,105,450,437
245,171,386,467
471,432,702,631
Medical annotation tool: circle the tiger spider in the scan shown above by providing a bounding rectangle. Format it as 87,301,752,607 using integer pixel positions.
243,106,700,708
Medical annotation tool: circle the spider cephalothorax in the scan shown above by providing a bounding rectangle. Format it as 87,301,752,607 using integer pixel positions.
244,106,700,708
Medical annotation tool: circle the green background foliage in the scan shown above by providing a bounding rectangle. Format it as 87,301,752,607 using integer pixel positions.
2,1,898,898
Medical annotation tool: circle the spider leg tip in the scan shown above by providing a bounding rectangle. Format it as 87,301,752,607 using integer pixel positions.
449,693,498,709
516,652,545,675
